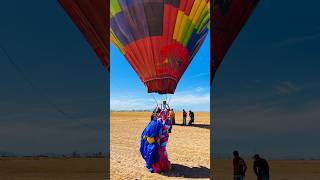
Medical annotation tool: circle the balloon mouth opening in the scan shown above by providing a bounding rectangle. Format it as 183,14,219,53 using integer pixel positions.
145,78,177,94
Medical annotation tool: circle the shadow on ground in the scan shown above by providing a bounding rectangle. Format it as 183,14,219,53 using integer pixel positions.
174,123,210,130
160,164,210,178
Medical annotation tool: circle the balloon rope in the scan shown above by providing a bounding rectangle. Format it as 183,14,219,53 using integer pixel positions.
168,94,172,106
0,45,75,121
151,93,158,107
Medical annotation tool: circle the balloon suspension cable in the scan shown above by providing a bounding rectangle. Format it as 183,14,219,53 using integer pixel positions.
160,94,170,110
167,94,172,106
150,94,173,111
166,94,170,109
151,93,158,107
0,45,75,121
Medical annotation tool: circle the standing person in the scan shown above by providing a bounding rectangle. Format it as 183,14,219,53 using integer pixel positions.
253,154,269,180
170,109,175,125
233,150,247,180
182,109,187,125
152,110,171,172
168,109,172,133
168,109,175,133
188,110,195,125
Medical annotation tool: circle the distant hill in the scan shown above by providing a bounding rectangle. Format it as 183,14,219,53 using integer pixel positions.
0,151,17,157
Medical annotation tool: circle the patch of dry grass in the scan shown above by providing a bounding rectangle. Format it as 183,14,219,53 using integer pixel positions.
110,112,210,179
0,157,106,180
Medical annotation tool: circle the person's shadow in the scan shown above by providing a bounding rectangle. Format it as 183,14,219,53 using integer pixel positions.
174,123,210,130
191,124,210,130
159,164,210,178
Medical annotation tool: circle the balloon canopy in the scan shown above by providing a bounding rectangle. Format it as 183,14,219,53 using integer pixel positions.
211,0,259,83
59,0,109,70
110,0,210,94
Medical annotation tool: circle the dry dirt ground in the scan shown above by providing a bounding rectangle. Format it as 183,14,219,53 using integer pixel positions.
213,159,320,180
0,157,106,180
110,112,210,179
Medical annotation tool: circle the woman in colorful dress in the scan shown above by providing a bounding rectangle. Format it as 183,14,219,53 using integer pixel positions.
152,109,172,173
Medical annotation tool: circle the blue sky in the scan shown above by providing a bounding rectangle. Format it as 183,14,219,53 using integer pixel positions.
110,36,210,111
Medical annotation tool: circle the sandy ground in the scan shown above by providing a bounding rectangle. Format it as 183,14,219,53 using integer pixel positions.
0,157,106,180
213,159,320,180
110,112,210,179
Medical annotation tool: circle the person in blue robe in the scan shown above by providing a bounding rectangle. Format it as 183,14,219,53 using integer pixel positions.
140,114,163,172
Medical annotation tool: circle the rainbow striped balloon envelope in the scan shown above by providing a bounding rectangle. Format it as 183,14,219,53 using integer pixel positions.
110,0,210,94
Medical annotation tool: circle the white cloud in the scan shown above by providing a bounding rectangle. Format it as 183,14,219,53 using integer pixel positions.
170,93,210,106
195,87,205,92
275,31,320,47
274,81,300,95
190,72,209,79
110,98,154,111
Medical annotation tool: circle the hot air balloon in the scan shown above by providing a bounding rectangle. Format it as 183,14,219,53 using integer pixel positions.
59,0,109,70
110,0,210,94
211,0,260,83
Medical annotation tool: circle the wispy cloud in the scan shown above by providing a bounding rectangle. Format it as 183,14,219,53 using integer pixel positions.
190,72,210,79
275,31,320,47
174,87,209,95
110,98,154,110
170,93,210,105
195,87,206,92
274,81,300,96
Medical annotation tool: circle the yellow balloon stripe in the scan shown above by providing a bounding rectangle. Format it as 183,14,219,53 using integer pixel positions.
173,11,183,40
189,0,201,20
177,15,189,42
110,30,125,54
179,18,193,44
196,6,209,32
192,0,207,25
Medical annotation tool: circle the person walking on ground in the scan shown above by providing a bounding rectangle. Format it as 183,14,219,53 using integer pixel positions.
188,110,195,125
233,150,247,180
253,154,269,180
182,109,187,125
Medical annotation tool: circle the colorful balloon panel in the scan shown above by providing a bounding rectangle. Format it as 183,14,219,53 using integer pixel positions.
59,0,109,70
211,0,260,83
110,0,210,94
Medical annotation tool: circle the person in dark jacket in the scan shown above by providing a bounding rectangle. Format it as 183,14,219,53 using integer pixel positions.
188,110,194,125
233,150,247,180
253,154,269,180
182,109,187,125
